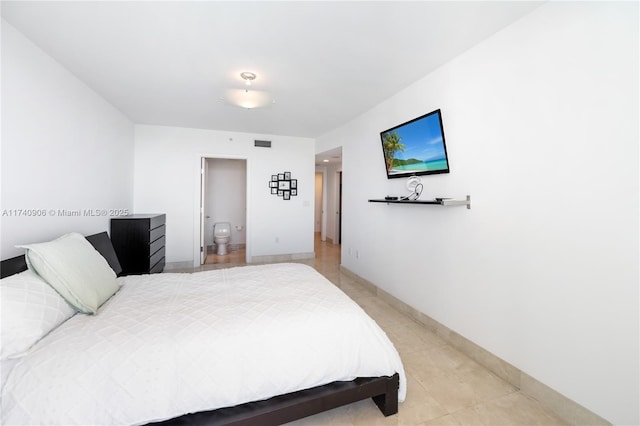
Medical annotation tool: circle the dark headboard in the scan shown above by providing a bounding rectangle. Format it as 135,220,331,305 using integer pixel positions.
0,232,122,279
86,232,123,276
0,255,28,279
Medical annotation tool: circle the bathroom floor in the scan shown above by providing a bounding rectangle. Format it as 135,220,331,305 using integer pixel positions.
205,244,246,266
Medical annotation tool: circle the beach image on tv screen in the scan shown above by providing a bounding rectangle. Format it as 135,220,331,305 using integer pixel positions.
382,111,448,176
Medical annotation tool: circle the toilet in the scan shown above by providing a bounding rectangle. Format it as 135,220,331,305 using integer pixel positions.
213,222,231,255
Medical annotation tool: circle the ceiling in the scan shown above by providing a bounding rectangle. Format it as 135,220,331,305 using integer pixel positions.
2,1,542,154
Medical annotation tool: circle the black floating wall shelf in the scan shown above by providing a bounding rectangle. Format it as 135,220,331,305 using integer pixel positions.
368,195,471,209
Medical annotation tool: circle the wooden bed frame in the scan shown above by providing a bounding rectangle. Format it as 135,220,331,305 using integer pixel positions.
1,232,400,425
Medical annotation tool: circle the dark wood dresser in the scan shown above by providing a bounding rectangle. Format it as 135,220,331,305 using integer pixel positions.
110,214,165,275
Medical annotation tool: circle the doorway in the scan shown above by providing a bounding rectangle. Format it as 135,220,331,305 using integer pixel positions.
315,172,323,236
314,147,342,246
200,157,247,265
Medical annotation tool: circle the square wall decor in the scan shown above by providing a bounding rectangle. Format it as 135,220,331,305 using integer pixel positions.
269,172,297,200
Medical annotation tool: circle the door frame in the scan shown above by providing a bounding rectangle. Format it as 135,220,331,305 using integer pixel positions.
315,166,328,241
336,170,342,244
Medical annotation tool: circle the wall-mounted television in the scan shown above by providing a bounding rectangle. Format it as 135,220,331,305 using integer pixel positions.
380,109,450,179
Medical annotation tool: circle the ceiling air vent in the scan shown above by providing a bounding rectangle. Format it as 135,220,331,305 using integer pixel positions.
254,140,272,148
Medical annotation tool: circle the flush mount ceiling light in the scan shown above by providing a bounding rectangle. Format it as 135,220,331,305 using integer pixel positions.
240,72,256,86
223,89,274,109
221,71,275,109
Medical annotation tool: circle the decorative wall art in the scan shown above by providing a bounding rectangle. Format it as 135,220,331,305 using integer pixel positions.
269,172,298,201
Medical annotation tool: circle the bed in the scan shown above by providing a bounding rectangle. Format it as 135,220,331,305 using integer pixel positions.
0,232,406,425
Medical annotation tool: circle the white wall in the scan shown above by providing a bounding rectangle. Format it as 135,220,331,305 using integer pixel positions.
205,158,246,247
317,2,638,425
134,125,315,265
1,20,134,257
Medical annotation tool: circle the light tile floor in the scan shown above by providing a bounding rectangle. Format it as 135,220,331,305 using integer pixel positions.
189,235,566,426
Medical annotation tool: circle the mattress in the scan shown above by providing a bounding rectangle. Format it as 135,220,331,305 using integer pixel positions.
1,263,406,425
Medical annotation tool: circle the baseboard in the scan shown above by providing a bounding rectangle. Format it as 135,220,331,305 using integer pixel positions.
340,266,610,426
251,252,315,264
164,261,193,271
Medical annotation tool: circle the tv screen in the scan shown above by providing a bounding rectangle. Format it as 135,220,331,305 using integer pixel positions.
380,109,450,179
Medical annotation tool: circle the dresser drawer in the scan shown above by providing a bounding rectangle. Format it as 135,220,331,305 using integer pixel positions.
150,235,165,256
150,225,165,244
149,246,165,270
148,214,165,230
149,257,165,274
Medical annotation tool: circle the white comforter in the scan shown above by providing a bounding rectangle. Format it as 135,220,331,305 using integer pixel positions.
2,263,406,425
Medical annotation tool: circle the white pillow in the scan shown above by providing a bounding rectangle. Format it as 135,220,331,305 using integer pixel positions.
19,232,119,315
0,269,76,360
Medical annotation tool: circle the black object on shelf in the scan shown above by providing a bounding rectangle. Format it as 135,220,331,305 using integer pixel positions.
110,214,166,275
